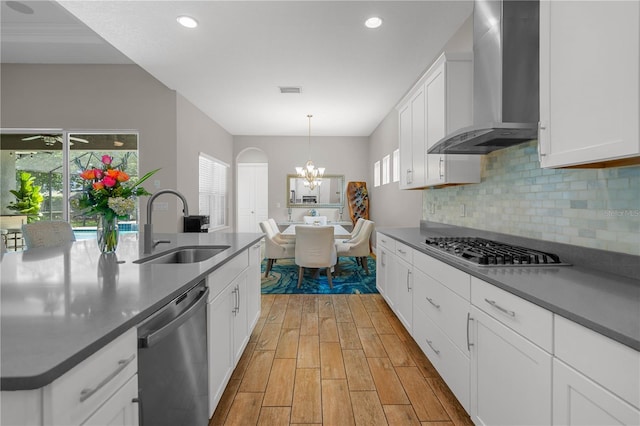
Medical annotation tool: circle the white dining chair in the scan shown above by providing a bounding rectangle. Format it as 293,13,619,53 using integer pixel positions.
295,225,337,288
22,221,75,249
336,220,375,274
259,220,295,277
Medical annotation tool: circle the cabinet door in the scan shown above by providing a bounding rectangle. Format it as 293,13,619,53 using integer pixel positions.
375,246,387,299
393,257,413,333
410,86,426,188
246,242,262,330
539,1,640,167
398,103,413,189
232,272,250,364
207,288,234,416
553,359,640,426
470,306,552,426
426,63,446,184
82,375,139,426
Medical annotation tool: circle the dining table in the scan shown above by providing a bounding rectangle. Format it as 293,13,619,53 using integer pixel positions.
282,224,352,239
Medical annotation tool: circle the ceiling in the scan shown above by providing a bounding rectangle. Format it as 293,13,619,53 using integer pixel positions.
1,0,473,137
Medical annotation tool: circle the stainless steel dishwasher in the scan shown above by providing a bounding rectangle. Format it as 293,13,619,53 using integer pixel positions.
137,281,209,426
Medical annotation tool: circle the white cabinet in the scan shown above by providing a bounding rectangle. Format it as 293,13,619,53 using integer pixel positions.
539,0,640,168
206,248,260,417
397,52,480,189
247,242,262,330
412,249,471,411
553,359,640,426
424,54,480,186
375,232,395,303
82,375,139,426
469,277,553,426
553,315,640,425
398,87,427,189
390,241,413,332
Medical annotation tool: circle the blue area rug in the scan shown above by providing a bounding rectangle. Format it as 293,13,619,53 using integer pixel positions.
261,256,378,294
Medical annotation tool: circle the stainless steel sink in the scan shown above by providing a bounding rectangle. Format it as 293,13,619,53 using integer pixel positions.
134,245,230,264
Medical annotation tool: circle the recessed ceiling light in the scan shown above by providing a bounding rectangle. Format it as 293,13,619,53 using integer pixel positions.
365,17,382,29
177,15,198,29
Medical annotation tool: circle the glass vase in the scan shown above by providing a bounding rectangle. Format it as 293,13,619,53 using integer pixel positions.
97,215,119,253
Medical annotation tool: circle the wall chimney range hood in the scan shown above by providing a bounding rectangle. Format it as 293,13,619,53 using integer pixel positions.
428,0,539,155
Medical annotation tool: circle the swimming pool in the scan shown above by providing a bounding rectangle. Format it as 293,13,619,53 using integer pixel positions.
74,222,139,240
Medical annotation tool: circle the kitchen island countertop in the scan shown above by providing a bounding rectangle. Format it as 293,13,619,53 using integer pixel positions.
1,232,263,391
378,226,640,352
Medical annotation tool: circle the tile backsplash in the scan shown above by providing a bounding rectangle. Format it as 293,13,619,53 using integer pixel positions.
422,141,640,255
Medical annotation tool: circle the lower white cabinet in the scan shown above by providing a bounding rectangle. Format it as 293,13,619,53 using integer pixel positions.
376,233,395,305
392,254,412,333
469,306,552,426
553,315,640,425
206,248,259,417
246,242,262,330
81,375,139,426
553,359,640,426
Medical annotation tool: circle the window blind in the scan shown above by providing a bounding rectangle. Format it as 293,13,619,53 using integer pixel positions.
199,153,228,229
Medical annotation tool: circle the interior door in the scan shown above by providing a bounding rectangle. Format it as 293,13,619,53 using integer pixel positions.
236,163,268,233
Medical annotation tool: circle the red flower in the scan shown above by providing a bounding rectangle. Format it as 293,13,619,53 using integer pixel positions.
102,155,113,165
102,176,117,187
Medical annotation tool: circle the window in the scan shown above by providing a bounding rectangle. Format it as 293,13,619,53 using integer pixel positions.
373,161,380,187
393,149,400,182
199,153,228,230
382,154,390,185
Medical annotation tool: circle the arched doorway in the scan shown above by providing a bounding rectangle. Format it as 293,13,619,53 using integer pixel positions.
236,148,268,233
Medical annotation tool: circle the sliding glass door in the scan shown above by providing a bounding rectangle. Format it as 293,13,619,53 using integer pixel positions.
0,129,140,241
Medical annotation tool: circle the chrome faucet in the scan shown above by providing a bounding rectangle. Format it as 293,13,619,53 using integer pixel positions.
143,189,190,254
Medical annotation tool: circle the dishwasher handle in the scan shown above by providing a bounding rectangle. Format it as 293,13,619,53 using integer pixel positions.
139,286,209,348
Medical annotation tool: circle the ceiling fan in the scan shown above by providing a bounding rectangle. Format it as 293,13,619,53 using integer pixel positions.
21,134,90,146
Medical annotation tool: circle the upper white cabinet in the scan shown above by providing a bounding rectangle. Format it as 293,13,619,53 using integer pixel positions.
424,54,481,186
539,0,640,168
399,87,427,188
397,52,481,189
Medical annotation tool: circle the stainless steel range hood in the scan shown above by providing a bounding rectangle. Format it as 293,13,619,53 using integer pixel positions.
428,0,539,155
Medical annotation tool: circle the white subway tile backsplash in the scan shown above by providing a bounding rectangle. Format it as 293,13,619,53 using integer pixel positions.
422,141,640,255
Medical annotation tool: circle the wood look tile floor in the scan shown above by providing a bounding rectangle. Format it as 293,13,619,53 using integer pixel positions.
210,294,473,426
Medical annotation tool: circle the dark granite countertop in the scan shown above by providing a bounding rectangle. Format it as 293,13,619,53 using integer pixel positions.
378,224,640,352
1,232,263,391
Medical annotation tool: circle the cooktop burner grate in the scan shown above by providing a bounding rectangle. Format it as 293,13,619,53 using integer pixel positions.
423,237,567,266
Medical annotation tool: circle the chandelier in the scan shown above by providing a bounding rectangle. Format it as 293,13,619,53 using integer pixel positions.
295,114,325,190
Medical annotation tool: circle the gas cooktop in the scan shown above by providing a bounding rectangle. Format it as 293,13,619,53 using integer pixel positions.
423,237,569,267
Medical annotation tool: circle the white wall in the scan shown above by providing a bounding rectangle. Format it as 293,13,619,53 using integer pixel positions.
176,93,234,229
233,135,369,224
367,109,422,231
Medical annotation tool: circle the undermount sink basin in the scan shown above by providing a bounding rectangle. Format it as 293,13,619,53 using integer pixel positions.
135,245,230,264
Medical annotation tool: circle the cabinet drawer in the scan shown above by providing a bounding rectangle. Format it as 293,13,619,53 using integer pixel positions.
413,268,470,354
471,277,553,352
207,251,249,301
376,233,395,252
44,328,138,425
555,315,640,409
394,241,412,264
413,249,470,300
413,308,470,411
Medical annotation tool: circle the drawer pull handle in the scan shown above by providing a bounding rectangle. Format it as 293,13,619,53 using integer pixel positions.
467,312,474,351
426,297,440,309
397,249,406,255
484,298,516,317
426,339,440,355
79,354,136,402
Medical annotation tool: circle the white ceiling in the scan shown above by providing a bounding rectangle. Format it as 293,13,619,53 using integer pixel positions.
2,0,473,137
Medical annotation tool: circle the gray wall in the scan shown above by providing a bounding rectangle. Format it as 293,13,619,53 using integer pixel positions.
233,135,369,224
1,64,232,232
